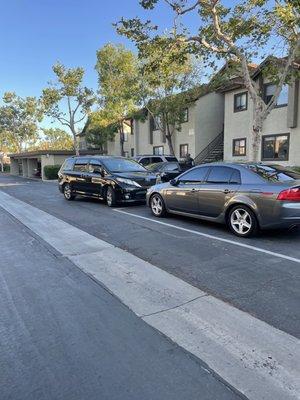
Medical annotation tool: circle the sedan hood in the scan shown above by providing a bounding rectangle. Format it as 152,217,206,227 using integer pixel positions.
114,171,157,188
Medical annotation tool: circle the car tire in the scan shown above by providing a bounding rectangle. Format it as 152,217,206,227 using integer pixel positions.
150,193,167,218
106,186,117,207
63,183,75,201
228,205,258,238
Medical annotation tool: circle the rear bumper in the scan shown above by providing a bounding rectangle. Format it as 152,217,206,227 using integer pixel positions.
260,202,300,229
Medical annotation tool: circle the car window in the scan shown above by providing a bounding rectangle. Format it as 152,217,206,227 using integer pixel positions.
179,167,210,183
147,163,164,172
246,164,300,182
88,160,103,174
102,158,147,173
151,157,163,164
140,157,151,166
230,169,241,184
61,158,74,172
164,163,180,172
73,158,89,172
205,167,237,184
165,157,177,162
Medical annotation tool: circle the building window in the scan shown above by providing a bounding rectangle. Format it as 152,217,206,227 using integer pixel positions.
131,148,134,157
123,132,128,142
180,144,189,158
181,108,189,123
264,83,288,107
124,151,129,158
153,146,164,155
262,134,289,161
234,92,248,112
233,138,247,156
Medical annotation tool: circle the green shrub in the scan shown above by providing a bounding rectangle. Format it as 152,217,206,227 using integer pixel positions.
1,164,10,172
44,164,61,180
292,166,300,173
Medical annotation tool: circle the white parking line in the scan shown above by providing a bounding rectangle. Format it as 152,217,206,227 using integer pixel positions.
114,209,300,264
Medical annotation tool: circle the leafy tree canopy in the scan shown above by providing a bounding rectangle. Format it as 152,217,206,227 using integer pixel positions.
41,62,96,154
0,92,42,152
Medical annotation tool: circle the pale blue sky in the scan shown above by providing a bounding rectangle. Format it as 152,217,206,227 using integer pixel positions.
0,0,279,130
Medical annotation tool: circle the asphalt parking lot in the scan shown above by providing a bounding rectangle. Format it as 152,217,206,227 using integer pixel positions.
1,173,300,338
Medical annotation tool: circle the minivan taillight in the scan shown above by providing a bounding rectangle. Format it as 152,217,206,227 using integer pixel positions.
277,187,300,201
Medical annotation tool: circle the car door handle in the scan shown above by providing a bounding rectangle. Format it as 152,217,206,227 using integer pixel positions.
191,188,200,192
250,189,262,193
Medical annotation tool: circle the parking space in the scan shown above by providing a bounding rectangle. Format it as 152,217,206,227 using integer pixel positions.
0,173,300,338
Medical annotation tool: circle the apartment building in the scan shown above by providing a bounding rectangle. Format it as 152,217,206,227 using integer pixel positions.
221,60,300,167
81,89,224,162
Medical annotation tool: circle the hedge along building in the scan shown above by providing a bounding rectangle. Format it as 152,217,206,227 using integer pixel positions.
8,150,76,180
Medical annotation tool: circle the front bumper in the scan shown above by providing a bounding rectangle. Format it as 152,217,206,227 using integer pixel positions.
117,187,147,203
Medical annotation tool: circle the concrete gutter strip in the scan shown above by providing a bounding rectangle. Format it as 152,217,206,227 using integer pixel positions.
0,189,299,400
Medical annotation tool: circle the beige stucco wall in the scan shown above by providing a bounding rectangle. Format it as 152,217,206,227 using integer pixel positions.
194,92,225,156
223,84,300,166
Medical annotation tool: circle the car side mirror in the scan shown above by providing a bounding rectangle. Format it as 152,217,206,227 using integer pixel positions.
170,178,179,186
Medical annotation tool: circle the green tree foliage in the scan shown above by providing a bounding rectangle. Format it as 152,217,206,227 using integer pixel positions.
41,62,96,155
84,110,118,153
38,128,74,150
137,37,201,155
117,0,300,161
0,92,41,153
95,44,140,156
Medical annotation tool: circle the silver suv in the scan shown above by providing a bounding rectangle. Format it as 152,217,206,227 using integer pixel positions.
133,155,178,167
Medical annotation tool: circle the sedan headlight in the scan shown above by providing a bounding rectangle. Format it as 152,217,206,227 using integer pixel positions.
116,177,141,187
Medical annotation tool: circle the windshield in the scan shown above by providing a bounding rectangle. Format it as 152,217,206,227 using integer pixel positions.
102,158,147,173
147,163,164,172
246,164,300,182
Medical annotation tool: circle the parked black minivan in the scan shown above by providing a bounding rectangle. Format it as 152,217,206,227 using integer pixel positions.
58,156,157,206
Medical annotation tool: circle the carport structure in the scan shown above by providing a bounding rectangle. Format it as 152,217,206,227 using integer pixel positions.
8,150,75,180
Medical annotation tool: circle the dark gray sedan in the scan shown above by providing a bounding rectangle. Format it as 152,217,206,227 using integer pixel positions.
146,163,300,237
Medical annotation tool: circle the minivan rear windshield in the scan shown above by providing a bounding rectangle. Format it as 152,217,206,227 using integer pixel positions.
246,164,300,182
102,158,147,173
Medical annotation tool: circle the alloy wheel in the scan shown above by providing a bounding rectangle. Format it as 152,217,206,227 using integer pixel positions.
106,188,113,206
64,184,72,200
230,208,252,235
151,195,163,216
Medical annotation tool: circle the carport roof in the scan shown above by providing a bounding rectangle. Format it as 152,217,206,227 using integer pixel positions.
8,149,103,158
8,150,76,158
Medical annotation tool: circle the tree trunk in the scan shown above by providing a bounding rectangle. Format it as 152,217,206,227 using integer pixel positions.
166,124,175,156
119,123,125,157
71,129,79,155
250,101,264,162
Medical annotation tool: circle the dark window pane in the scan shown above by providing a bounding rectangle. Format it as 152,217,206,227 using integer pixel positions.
180,167,210,182
165,157,177,162
233,138,246,156
62,159,74,171
180,144,189,158
140,158,151,166
73,158,89,172
234,92,247,111
262,135,289,160
247,164,300,182
151,157,163,163
164,163,180,172
230,169,241,184
206,167,234,184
